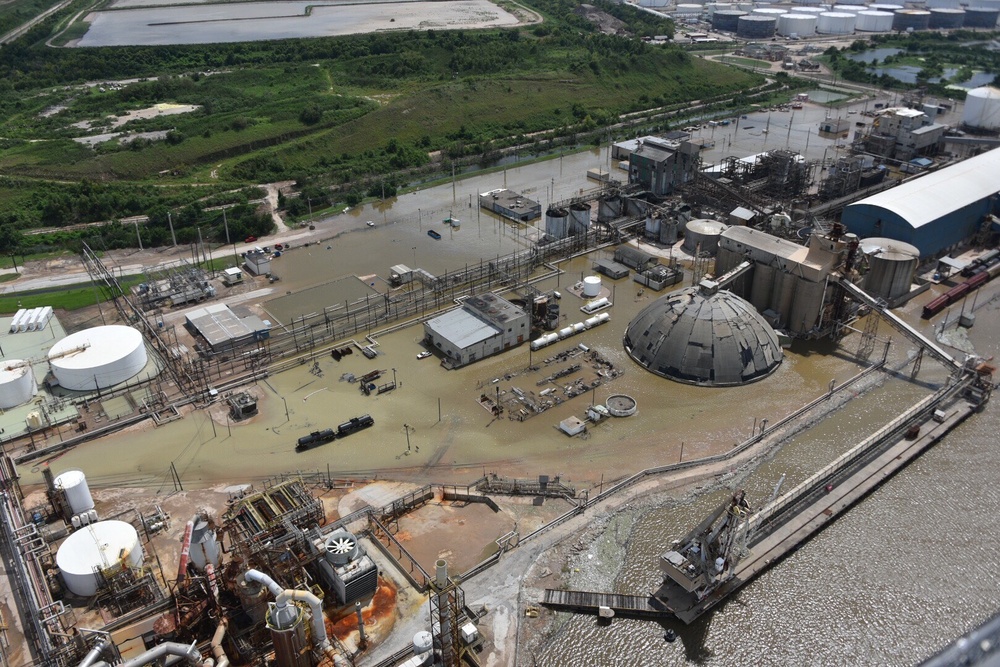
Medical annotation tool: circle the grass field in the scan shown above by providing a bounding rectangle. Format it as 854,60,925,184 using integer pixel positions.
0,276,145,311
0,0,62,37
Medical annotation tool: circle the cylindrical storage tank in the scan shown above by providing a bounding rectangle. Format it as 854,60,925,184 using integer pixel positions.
0,362,35,409
582,276,602,297
963,86,1000,130
56,520,142,597
569,203,591,235
268,606,311,667
788,279,825,334
796,5,828,13
597,196,621,223
585,315,602,328
712,9,746,30
189,518,222,571
856,10,894,30
893,9,931,29
832,4,861,12
964,6,1000,26
53,469,95,515
752,7,787,15
545,208,569,240
779,13,818,33
48,325,147,391
645,215,661,237
675,3,703,13
817,11,856,33
929,7,965,26
836,0,866,5
558,326,574,339
870,3,903,9
414,631,434,655
737,14,776,36
927,0,960,7
861,238,920,302
682,220,728,255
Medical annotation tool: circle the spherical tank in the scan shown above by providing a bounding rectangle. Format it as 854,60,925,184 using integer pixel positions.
963,7,1000,27
682,219,728,256
53,469,95,515
48,325,146,391
892,9,931,30
712,9,746,30
861,238,920,303
623,287,783,386
779,13,818,34
856,10,895,30
817,11,857,33
962,87,1000,130
583,276,603,297
737,14,777,36
544,208,570,240
929,8,965,27
56,520,143,597
0,362,35,409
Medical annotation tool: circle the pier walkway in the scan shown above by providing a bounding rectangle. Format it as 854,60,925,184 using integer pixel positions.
542,590,672,620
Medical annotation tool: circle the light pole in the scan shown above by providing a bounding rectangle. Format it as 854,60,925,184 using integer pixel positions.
282,397,289,423
411,246,417,269
403,423,411,451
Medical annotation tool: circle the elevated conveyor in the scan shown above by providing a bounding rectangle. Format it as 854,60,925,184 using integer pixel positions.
837,278,962,372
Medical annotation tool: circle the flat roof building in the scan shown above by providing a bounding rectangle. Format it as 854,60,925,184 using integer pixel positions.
186,303,270,352
479,189,541,222
423,293,529,368
627,138,700,196
842,147,1000,257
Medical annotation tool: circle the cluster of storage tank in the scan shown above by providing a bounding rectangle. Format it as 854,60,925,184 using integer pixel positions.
530,312,611,351
8,306,53,334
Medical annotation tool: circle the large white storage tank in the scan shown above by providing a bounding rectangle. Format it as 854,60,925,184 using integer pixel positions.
869,3,903,10
53,469,95,515
796,6,828,14
817,11,856,32
856,10,895,30
779,12,818,34
963,87,1000,131
752,7,787,15
56,520,143,597
832,4,862,12
582,276,603,297
0,362,36,409
48,325,147,391
674,3,703,14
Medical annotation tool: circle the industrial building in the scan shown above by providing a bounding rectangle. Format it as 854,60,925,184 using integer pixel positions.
853,107,947,162
423,292,529,367
623,278,784,386
479,188,541,222
185,303,271,353
628,137,700,197
842,147,1000,257
244,249,272,276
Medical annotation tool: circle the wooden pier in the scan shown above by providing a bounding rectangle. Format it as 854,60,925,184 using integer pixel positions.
542,589,672,620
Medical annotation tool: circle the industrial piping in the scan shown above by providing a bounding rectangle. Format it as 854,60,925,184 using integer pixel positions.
242,569,339,660
209,620,230,667
90,642,202,667
177,516,196,582
77,638,112,667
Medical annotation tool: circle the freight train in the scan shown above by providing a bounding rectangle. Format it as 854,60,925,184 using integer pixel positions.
295,414,375,450
922,257,1000,319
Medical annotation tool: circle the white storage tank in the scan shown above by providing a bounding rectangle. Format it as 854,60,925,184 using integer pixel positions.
861,238,920,303
817,11,857,32
779,12,818,33
752,7,787,15
929,7,965,27
796,6,828,13
56,520,143,597
836,0,866,5
675,3,703,13
869,3,903,10
832,4,862,12
413,631,434,655
582,276,602,297
856,10,895,30
963,86,1000,131
53,469,95,515
0,362,36,409
683,219,728,255
48,325,147,391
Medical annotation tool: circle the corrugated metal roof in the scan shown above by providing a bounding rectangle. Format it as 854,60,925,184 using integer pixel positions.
425,309,499,349
845,147,1000,229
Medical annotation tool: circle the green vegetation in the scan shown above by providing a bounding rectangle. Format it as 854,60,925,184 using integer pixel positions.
0,276,146,311
0,0,62,38
0,0,761,256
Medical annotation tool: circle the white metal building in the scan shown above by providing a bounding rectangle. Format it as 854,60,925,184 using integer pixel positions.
423,293,529,367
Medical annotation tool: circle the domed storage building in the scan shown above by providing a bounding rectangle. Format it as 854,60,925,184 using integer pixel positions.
48,325,147,391
623,283,783,386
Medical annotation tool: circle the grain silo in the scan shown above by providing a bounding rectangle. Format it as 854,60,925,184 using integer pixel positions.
712,9,747,30
56,520,143,597
962,86,1000,131
856,10,895,30
737,14,778,37
779,13,818,34
48,325,147,391
544,208,570,239
892,9,931,30
682,220,728,255
860,238,920,304
0,362,36,409
817,11,857,32
928,7,965,27
964,6,1000,26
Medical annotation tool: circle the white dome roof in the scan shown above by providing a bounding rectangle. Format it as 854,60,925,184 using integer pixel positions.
56,520,143,597
48,325,146,391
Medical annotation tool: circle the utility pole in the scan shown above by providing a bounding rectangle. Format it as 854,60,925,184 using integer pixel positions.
168,212,177,247
222,207,231,245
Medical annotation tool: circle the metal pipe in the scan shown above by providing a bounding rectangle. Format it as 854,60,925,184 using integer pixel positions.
205,563,219,603
91,641,202,667
210,619,230,667
177,517,195,582
77,638,112,667
243,570,332,651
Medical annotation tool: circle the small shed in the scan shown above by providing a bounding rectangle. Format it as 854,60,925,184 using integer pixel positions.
222,267,243,286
